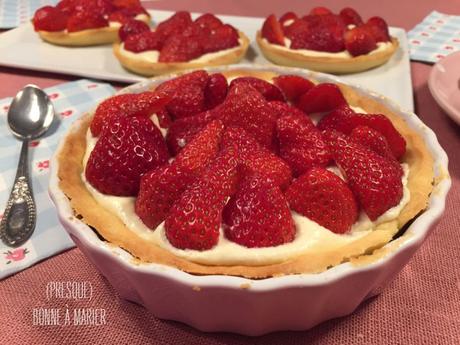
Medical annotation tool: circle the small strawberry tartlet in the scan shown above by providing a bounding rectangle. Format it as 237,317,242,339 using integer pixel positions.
113,12,250,76
257,7,399,74
32,0,151,46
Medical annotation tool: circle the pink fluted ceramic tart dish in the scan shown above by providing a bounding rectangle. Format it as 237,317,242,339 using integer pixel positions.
49,64,450,335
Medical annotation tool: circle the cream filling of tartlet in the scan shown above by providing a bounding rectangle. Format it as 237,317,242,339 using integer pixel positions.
118,39,244,63
264,37,393,59
81,111,410,266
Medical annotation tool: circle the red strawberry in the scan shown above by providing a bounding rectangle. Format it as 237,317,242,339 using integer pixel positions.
285,167,358,234
108,10,133,25
113,0,147,15
296,83,347,114
135,163,196,229
194,13,223,30
229,77,285,102
90,91,170,137
261,14,285,45
272,74,315,103
165,111,215,155
317,104,356,132
56,0,77,15
344,26,377,56
365,17,391,42
204,73,228,109
159,33,203,62
324,130,403,220
33,6,68,32
339,7,363,26
202,24,240,53
123,31,162,52
279,12,298,26
290,17,345,52
153,11,192,43
165,147,240,250
277,113,331,176
223,174,295,248
350,125,395,160
85,116,170,196
309,7,332,16
67,11,108,32
118,19,150,41
221,127,292,189
269,101,313,123
156,70,209,119
155,108,172,129
284,18,310,40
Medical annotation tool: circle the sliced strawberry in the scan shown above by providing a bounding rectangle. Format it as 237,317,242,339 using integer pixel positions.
339,7,363,26
285,167,358,234
85,116,169,196
33,6,68,32
165,111,215,155
296,83,347,114
154,11,193,43
204,73,228,109
344,26,377,56
223,174,295,248
309,7,333,16
272,74,315,103
123,30,162,52
221,127,292,189
67,11,108,32
159,33,203,62
202,24,240,53
165,147,240,250
90,91,170,137
261,14,285,45
194,13,223,30
277,113,331,176
350,125,395,160
365,17,391,42
118,19,150,41
279,12,298,26
324,130,403,220
229,77,285,102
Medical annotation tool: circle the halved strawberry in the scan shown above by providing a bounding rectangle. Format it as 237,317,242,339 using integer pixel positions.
202,24,240,53
90,91,170,137
261,14,285,45
221,126,292,189
344,26,377,56
33,6,68,32
123,30,162,52
229,77,285,102
309,7,332,16
272,74,315,103
165,147,240,250
118,19,150,41
154,11,193,43
350,125,395,160
317,104,356,132
108,10,132,25
296,83,347,114
204,73,228,109
279,12,298,26
159,33,203,62
66,11,108,32
56,0,76,15
365,16,391,42
269,101,313,123
324,130,403,220
85,116,169,196
285,167,358,233
284,18,310,40
339,7,363,26
223,174,295,248
194,13,223,30
277,113,331,176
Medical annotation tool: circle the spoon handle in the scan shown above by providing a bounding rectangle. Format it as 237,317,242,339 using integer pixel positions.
0,139,36,247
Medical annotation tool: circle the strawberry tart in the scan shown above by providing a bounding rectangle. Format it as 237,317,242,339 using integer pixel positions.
32,0,151,46
56,67,434,278
257,7,399,74
112,12,250,76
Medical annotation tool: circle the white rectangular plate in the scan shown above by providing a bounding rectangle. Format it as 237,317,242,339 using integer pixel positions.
0,10,413,111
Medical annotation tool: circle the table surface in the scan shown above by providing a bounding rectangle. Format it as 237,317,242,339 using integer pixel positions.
1,1,459,344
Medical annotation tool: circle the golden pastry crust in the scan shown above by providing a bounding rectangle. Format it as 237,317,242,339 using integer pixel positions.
113,31,250,76
37,16,150,46
57,69,434,279
256,31,399,74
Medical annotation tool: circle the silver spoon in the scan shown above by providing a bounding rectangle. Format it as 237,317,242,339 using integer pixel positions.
0,85,54,247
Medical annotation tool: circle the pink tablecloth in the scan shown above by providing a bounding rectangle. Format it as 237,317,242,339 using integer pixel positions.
1,1,459,344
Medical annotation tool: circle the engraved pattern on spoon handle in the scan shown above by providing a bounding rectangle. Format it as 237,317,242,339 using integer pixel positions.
0,139,36,247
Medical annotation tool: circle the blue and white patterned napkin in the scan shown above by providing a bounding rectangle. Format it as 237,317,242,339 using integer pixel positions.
408,11,460,63
0,0,59,28
0,79,116,280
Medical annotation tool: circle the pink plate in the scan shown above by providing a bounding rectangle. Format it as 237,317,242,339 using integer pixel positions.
428,51,460,125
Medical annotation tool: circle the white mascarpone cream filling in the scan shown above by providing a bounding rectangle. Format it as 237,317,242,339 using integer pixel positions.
118,38,244,64
264,37,393,59
82,123,410,266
